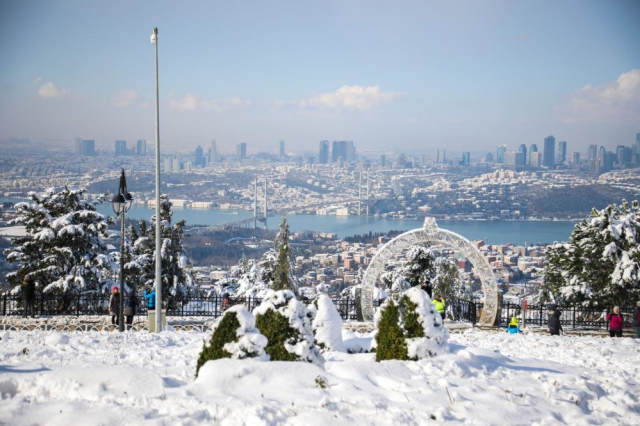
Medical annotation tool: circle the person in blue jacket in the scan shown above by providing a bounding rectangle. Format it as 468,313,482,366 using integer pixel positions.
143,286,156,311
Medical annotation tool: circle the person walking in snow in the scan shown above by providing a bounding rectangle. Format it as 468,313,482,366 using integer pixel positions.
124,293,138,329
143,286,156,311
634,301,640,339
22,275,36,318
109,286,120,325
431,295,446,322
221,293,232,312
548,308,563,336
607,306,624,338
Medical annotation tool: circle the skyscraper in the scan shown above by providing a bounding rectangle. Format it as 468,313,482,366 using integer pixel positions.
75,138,96,156
543,135,555,169
236,143,247,160
557,141,567,165
518,144,527,165
504,151,525,168
616,145,632,165
115,140,127,156
208,140,219,163
588,144,598,161
318,140,329,164
279,140,285,159
331,140,356,162
572,152,580,169
195,145,205,167
461,151,471,166
136,139,147,156
528,144,538,166
379,154,386,167
598,146,607,170
496,145,507,163
435,149,446,165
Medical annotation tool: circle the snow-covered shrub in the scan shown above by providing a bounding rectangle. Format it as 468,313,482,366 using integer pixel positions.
312,294,345,353
375,288,448,361
254,290,323,365
195,305,267,377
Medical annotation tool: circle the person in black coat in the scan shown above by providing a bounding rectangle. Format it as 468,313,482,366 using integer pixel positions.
124,293,138,329
22,275,36,318
420,280,433,299
548,308,563,336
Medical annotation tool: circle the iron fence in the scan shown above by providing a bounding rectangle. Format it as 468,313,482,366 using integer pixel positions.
1,293,635,331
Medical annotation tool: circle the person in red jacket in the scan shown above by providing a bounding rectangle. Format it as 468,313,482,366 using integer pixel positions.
607,306,624,338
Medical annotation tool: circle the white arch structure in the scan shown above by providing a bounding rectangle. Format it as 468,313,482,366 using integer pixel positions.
360,217,498,326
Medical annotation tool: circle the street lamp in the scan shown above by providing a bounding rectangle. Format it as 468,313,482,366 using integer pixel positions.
111,169,133,332
151,27,163,332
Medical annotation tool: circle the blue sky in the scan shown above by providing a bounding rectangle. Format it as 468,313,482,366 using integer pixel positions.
0,0,639,156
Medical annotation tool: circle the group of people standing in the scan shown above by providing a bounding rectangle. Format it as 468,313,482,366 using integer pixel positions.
108,286,155,328
547,303,640,338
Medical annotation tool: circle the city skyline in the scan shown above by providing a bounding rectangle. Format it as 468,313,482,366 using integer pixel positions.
1,1,639,152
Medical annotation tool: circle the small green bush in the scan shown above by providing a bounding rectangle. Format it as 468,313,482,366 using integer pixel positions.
403,296,425,339
195,311,241,377
255,308,298,361
375,299,408,362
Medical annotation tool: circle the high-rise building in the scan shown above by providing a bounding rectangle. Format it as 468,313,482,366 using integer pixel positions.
435,149,446,165
588,144,598,161
504,151,525,168
75,138,96,156
208,140,219,163
331,140,356,162
518,144,527,165
485,152,494,163
616,145,632,166
636,134,640,161
195,145,205,167
115,140,127,156
598,146,606,170
318,140,329,164
136,139,147,156
557,141,567,165
236,143,247,160
530,151,542,167
379,154,386,167
461,151,471,166
528,144,538,166
396,154,407,168
543,135,555,169
496,145,507,163
279,140,285,159
603,151,616,172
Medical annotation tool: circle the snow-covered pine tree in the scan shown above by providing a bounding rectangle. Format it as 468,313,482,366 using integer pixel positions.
542,200,640,305
272,216,297,293
432,257,461,300
254,290,323,365
195,305,268,377
375,287,448,361
311,294,345,353
133,195,194,301
4,187,113,295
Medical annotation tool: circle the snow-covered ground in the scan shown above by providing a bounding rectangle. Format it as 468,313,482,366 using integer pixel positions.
0,329,638,425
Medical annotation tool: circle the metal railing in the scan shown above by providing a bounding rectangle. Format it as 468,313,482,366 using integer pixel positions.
1,293,634,331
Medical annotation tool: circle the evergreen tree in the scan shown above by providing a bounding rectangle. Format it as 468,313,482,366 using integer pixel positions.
272,216,296,293
4,187,113,295
432,257,461,300
542,200,640,305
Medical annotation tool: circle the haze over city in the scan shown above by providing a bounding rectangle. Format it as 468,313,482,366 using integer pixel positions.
1,0,639,155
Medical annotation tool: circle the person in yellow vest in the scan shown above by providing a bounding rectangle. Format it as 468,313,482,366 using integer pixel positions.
507,316,521,334
431,296,445,321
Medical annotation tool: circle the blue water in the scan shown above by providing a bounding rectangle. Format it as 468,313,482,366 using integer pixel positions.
1,197,577,244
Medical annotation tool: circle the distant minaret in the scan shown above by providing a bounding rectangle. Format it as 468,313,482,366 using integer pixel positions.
366,173,370,217
358,172,362,216
253,178,258,229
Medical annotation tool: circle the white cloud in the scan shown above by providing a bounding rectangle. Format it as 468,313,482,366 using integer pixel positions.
38,82,70,99
169,94,252,112
111,90,139,108
298,85,404,111
559,69,640,124
32,77,43,86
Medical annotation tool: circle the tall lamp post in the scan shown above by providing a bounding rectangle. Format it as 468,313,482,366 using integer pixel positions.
150,27,163,332
111,169,133,333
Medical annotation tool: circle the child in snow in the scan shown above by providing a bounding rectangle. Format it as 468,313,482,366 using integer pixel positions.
506,316,521,334
109,286,120,325
607,306,624,338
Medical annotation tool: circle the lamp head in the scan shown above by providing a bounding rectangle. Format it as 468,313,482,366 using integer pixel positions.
111,193,126,215
150,28,157,45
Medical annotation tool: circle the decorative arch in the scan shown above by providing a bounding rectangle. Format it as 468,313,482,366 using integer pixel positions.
360,217,498,326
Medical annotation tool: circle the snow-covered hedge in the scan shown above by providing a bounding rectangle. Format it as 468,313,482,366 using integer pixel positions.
311,294,345,353
254,290,323,365
195,305,267,377
375,288,448,361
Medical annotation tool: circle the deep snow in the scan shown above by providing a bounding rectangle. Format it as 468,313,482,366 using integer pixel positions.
0,329,639,425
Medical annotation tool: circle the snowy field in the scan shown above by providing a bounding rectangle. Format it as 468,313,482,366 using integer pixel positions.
1,329,639,425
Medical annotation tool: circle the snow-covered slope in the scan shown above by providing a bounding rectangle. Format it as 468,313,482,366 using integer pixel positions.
0,329,638,425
